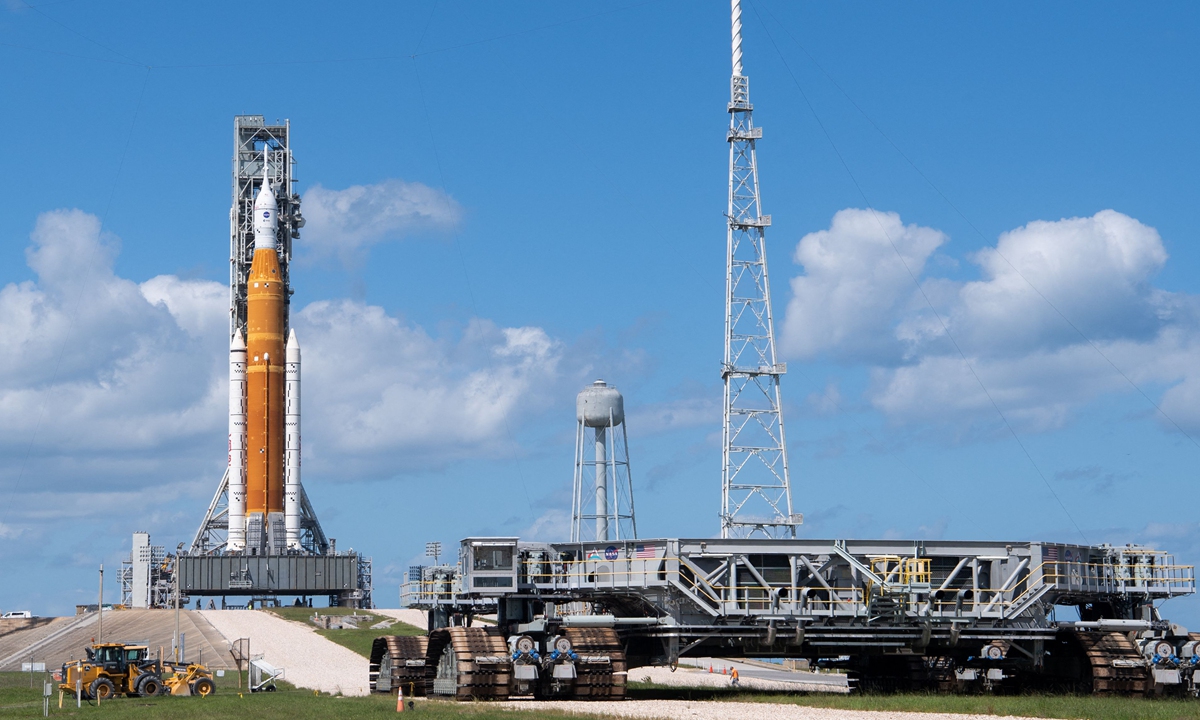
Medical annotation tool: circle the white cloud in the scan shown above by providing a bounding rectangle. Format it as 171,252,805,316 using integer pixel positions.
805,382,842,416
0,209,227,475
782,208,1200,435
300,179,461,260
295,300,561,475
953,210,1168,356
521,508,571,541
627,396,718,435
0,208,561,532
781,208,947,362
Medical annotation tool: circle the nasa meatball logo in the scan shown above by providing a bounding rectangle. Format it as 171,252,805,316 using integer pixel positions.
263,211,271,219
604,546,618,561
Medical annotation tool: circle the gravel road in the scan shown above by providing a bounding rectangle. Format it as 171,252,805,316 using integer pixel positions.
631,665,846,694
502,699,1037,720
372,608,427,629
199,610,369,696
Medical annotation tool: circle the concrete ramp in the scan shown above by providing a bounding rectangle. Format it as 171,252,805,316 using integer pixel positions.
199,610,369,696
0,610,234,671
371,609,426,630
0,616,62,641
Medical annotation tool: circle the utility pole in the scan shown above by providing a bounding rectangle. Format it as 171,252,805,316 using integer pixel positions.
174,560,181,663
720,0,800,539
97,565,103,643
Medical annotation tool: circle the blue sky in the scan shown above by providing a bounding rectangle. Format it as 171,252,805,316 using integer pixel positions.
2,1,1199,626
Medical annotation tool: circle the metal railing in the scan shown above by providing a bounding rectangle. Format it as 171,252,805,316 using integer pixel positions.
404,554,1194,622
402,579,462,606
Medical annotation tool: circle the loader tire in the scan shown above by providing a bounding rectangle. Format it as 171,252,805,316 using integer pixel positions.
137,676,163,697
191,678,215,697
89,678,116,700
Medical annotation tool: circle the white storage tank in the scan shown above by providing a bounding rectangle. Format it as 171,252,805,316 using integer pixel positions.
576,380,624,428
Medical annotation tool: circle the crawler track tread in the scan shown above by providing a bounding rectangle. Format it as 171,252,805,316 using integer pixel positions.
369,635,428,695
564,627,626,700
1074,631,1149,696
426,626,510,700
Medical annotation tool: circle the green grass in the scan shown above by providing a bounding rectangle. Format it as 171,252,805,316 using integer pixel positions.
0,673,599,719
263,608,425,658
12,669,1200,720
264,606,373,623
627,681,1200,719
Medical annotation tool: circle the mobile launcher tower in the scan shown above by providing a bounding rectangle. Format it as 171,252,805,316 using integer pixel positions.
391,1,1200,701
181,116,371,608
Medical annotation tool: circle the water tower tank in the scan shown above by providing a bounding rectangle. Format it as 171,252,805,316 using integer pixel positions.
576,380,624,428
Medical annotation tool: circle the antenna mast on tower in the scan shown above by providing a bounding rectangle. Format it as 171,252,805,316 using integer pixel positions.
720,0,800,538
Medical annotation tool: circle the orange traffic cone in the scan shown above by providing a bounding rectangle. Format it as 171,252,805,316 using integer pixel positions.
396,685,404,713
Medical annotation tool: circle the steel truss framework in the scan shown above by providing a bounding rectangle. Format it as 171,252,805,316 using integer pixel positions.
189,469,329,556
571,416,637,543
191,115,328,557
721,1,797,539
408,536,1195,667
230,116,300,339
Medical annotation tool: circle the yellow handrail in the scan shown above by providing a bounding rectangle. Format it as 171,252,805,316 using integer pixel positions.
403,556,1194,617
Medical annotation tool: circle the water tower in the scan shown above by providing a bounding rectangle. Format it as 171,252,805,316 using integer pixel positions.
572,380,637,542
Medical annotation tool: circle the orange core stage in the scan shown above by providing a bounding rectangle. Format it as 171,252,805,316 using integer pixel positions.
246,247,286,517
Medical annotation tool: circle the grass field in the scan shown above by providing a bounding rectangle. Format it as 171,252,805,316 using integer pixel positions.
0,672,591,719
8,670,1200,720
263,607,424,658
628,682,1200,720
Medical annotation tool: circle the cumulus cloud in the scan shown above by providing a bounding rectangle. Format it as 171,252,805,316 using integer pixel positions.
0,208,561,531
781,208,1200,435
300,179,461,260
0,209,227,483
521,508,571,541
295,301,561,475
953,210,1168,355
781,208,947,362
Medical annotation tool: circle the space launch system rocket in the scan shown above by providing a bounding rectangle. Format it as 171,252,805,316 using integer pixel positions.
227,154,302,554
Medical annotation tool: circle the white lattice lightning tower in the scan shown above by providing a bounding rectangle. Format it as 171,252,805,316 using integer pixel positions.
721,0,800,538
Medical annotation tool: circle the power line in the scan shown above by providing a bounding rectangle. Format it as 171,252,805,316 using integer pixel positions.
749,1,1088,543
20,0,147,67
0,41,142,67
412,0,441,56
789,369,971,530
410,56,538,522
758,1,1200,455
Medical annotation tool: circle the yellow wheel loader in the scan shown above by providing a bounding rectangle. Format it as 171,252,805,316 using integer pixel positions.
162,662,217,696
58,643,164,699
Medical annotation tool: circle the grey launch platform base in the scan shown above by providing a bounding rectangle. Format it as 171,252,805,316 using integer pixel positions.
178,554,370,607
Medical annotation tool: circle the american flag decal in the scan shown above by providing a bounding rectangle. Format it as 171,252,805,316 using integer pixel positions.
1044,546,1059,561
636,544,656,559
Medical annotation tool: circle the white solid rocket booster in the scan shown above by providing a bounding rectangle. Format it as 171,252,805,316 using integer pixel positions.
284,328,301,550
227,330,248,552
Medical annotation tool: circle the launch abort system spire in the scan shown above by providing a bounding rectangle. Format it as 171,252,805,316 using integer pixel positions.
720,0,799,539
